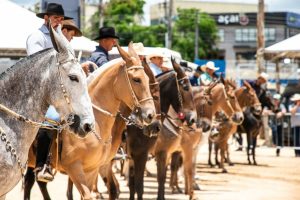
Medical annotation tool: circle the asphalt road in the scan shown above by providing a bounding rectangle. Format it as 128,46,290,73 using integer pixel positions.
6,142,300,200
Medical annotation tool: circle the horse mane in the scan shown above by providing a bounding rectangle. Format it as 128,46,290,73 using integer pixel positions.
0,48,53,80
86,58,123,85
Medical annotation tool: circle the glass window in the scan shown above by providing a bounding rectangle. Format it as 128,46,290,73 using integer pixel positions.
218,29,225,42
235,29,242,41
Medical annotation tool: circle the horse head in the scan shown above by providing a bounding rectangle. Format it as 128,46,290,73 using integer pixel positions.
171,57,197,126
48,23,94,137
115,42,156,125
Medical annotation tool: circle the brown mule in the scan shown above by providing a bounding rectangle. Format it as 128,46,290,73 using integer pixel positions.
208,80,261,173
26,43,156,200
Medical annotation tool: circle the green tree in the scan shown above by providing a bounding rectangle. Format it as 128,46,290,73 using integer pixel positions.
172,8,219,61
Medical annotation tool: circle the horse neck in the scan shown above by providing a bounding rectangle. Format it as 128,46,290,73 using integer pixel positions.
235,88,249,109
212,84,234,117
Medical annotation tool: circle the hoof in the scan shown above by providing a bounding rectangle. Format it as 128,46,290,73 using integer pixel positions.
229,162,234,166
193,182,201,190
253,162,257,166
222,168,228,173
171,187,183,194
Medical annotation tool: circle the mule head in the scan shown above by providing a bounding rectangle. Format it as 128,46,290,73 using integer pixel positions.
224,79,244,125
171,57,197,126
114,42,156,125
48,23,95,137
242,80,262,114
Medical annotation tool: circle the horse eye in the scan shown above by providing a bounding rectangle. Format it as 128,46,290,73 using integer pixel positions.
69,75,79,82
133,78,141,83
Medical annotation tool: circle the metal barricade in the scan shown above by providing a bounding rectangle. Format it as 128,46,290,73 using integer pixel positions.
268,113,300,150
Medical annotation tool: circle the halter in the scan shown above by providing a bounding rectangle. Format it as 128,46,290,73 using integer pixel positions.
123,65,154,111
0,57,81,180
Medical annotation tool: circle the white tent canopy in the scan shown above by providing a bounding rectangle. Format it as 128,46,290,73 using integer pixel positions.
265,33,300,53
264,33,300,59
0,0,97,57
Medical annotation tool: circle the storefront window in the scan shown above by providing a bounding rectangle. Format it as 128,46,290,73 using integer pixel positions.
218,29,225,42
235,28,276,42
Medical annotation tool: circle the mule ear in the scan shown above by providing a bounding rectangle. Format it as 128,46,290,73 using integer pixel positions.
128,41,141,66
49,20,59,52
49,22,75,60
243,80,251,91
171,56,185,78
142,60,156,84
219,73,225,84
116,43,133,67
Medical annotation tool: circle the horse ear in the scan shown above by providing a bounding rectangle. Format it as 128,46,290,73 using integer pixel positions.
171,56,185,77
49,22,75,59
128,41,141,66
243,80,251,91
220,73,225,84
142,60,156,84
116,43,133,67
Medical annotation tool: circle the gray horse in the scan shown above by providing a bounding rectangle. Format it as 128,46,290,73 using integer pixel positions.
0,25,94,199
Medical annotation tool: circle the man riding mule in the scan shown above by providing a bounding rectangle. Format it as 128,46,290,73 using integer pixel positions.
0,21,94,199
25,3,83,183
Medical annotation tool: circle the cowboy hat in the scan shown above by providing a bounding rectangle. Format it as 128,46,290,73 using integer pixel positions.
291,93,300,101
36,3,73,20
132,42,146,56
147,52,164,60
62,20,82,37
94,27,119,40
258,72,269,82
201,61,219,71
273,93,281,100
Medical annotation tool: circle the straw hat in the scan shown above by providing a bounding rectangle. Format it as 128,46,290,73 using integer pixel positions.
132,42,146,56
200,61,219,71
258,72,269,82
62,20,82,37
291,93,300,101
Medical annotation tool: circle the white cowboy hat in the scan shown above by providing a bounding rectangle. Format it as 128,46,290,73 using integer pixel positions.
273,93,281,100
258,72,269,81
132,42,146,56
147,52,164,60
201,61,219,71
291,93,300,101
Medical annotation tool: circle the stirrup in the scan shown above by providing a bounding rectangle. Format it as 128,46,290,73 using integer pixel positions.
34,164,54,183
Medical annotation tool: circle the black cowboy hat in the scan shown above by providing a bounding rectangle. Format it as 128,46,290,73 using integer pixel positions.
36,3,73,20
94,27,119,40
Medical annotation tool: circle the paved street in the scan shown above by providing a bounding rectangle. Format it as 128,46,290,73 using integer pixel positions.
7,142,300,200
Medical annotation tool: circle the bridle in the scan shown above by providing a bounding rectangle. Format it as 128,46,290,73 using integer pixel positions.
122,64,154,111
0,56,82,178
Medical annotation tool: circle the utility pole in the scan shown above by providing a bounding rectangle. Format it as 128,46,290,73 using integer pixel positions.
80,0,85,29
167,0,173,49
194,10,199,61
99,0,104,28
256,0,265,73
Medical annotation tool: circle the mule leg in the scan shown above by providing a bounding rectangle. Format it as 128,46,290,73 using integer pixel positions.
219,143,227,173
215,143,220,167
128,159,135,200
182,148,195,200
100,163,120,200
208,139,214,167
170,152,183,194
246,133,252,165
66,177,74,200
156,151,167,200
134,153,148,200
226,144,234,166
0,195,5,200
24,167,35,200
252,136,258,165
37,181,51,200
192,146,200,191
66,161,96,200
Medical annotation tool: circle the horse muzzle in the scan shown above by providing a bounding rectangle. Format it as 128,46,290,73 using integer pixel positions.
68,114,94,137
